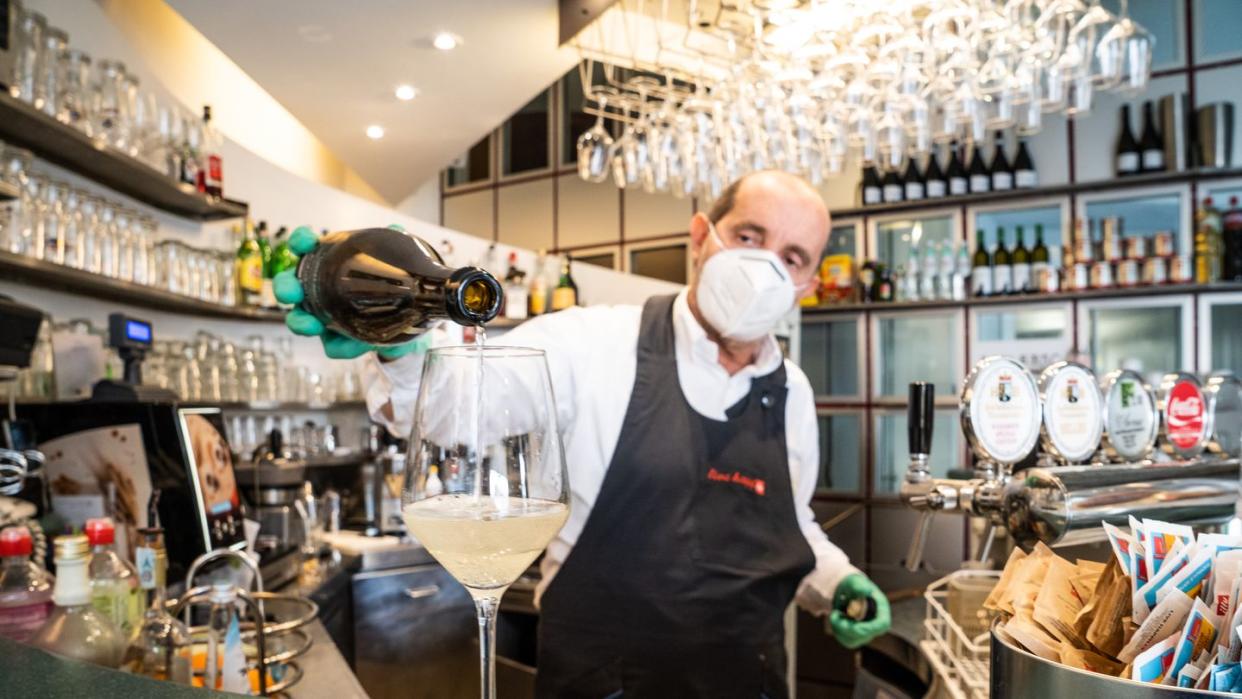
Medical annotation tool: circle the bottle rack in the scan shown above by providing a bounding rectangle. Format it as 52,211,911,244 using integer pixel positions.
0,92,247,221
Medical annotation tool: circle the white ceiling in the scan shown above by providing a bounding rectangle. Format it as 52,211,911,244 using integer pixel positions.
167,0,579,204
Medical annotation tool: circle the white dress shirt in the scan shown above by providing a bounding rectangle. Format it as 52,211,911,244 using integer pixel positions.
363,289,859,615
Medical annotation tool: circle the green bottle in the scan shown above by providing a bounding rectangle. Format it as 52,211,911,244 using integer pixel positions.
971,229,992,297
271,226,299,276
235,220,264,307
255,220,275,307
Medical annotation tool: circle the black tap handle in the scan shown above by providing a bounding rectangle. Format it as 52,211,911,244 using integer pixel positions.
908,382,935,457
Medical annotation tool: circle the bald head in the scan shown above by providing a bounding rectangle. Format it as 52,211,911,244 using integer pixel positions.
706,170,828,227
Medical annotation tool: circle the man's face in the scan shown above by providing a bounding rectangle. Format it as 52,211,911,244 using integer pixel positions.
689,172,830,305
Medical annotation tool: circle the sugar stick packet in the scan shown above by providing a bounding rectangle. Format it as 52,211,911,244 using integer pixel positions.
1210,662,1240,692
1143,519,1194,578
1130,541,1149,601
1132,635,1178,684
1134,541,1191,623
1162,598,1220,686
1059,644,1125,676
1156,547,1214,607
1084,559,1133,658
1212,550,1242,618
1004,616,1061,662
1103,522,1135,575
1034,557,1090,647
1177,663,1204,688
1119,589,1194,663
984,546,1028,613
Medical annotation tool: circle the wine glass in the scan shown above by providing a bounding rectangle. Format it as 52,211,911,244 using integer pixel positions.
576,87,616,183
402,346,569,699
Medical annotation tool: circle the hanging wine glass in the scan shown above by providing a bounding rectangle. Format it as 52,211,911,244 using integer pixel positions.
576,87,616,183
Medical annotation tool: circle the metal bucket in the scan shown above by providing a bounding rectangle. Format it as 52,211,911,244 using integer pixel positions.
990,629,1231,697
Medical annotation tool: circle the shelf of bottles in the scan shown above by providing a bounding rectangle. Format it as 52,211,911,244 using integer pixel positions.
0,248,283,321
0,92,245,221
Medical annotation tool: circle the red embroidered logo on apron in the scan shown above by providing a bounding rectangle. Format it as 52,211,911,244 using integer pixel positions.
706,467,766,496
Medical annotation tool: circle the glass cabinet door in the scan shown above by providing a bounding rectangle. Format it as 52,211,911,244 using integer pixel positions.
874,310,963,399
1080,297,1193,381
1081,188,1189,258
971,303,1073,371
971,203,1067,269
1200,293,1242,373
801,316,862,399
826,221,860,259
871,213,957,271
872,409,961,495
817,411,863,494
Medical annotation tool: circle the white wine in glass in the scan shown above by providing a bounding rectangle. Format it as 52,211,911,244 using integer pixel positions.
402,345,569,699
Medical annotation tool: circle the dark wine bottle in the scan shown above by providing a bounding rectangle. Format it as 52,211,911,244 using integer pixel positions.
296,228,503,346
903,157,925,201
1014,139,1037,189
972,228,992,297
990,131,1013,191
1116,104,1141,176
924,149,947,198
947,141,969,196
861,164,882,205
969,142,991,193
1011,225,1031,293
992,226,1012,294
882,166,903,203
1139,101,1165,172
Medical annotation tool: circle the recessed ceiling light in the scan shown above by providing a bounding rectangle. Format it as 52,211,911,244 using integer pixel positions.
432,32,459,51
366,125,385,140
394,84,417,101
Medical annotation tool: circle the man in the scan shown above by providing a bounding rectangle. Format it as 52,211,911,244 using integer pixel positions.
276,170,890,697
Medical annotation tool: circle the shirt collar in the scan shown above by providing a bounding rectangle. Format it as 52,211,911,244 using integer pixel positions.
671,289,783,377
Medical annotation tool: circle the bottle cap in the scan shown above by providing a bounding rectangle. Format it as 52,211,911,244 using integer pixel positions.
209,581,237,604
54,534,90,561
0,526,33,556
84,517,115,545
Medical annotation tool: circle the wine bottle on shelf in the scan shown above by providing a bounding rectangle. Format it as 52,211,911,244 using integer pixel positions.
1031,224,1051,292
1014,139,1037,189
1116,104,1141,176
861,164,882,206
1011,225,1031,293
1139,101,1165,172
903,157,925,201
503,252,529,321
990,132,1014,191
551,255,579,310
882,166,904,203
201,105,224,198
968,142,991,193
992,226,1013,294
947,142,969,196
972,229,992,297
295,227,504,345
924,148,947,198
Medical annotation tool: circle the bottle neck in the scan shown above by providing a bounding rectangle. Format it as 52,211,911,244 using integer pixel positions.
52,557,91,607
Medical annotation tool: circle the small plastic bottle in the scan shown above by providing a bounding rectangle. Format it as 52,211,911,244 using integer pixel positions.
30,534,125,667
0,526,54,643
85,518,141,638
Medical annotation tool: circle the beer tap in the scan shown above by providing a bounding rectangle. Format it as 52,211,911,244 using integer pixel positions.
902,382,963,572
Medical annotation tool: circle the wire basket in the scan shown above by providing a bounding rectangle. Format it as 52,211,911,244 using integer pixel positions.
921,569,1002,699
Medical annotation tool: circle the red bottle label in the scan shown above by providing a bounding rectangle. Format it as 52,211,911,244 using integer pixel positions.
1166,381,1206,449
208,155,223,184
0,600,52,643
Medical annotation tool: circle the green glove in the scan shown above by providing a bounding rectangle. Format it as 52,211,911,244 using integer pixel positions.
828,573,892,649
274,224,431,360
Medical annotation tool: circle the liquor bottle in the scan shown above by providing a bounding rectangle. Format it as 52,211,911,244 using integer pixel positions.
858,260,878,301
990,131,1014,191
529,250,549,316
903,157,925,201
882,166,903,203
1194,198,1223,283
30,535,125,668
201,105,224,198
1031,224,1051,291
1115,104,1141,176
861,164,882,205
875,263,895,302
235,220,264,306
295,227,504,345
256,221,276,307
1011,225,1031,293
947,142,969,196
179,118,201,190
1014,139,1037,189
954,240,971,300
938,240,956,300
122,526,191,683
924,149,947,198
992,227,1013,294
972,229,992,297
503,252,529,321
1224,196,1242,281
551,256,579,311
0,526,54,643
1139,101,1165,172
85,518,141,639
968,142,991,193
918,243,936,300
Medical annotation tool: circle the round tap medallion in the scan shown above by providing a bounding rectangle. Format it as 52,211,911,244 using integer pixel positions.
961,356,1042,465
1159,372,1211,459
1039,362,1103,464
1099,369,1159,462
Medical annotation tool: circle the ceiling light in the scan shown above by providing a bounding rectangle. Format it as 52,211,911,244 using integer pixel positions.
366,125,385,140
432,32,458,51
394,85,417,101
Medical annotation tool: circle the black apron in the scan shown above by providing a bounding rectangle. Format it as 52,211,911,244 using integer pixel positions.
535,294,816,699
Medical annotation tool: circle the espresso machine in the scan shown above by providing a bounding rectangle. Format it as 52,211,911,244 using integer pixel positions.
901,356,1241,570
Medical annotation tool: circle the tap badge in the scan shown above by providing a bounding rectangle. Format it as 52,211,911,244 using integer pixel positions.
1166,380,1206,450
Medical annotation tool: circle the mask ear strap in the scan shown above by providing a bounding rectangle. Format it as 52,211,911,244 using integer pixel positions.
707,220,728,251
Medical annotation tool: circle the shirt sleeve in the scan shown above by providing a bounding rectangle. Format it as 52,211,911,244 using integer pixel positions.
785,362,862,616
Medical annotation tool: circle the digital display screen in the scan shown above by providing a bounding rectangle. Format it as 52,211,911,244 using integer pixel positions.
125,320,151,344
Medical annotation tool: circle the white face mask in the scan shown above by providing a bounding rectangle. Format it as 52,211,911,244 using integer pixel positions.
695,222,802,342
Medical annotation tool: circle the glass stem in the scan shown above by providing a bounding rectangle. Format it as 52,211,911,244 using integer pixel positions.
475,596,499,699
